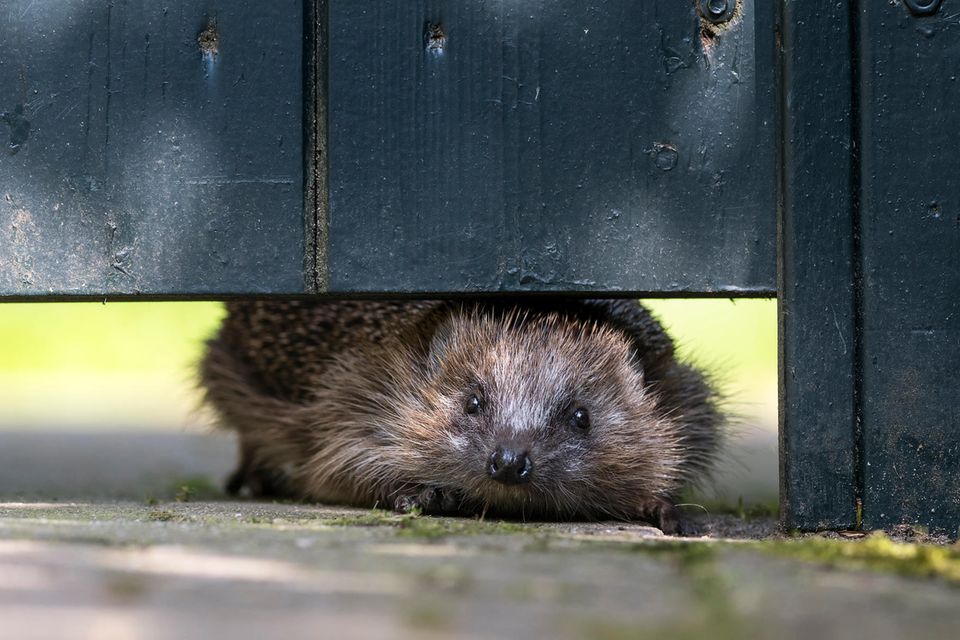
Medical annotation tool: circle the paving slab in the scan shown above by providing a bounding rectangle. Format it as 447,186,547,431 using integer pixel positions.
1,499,959,640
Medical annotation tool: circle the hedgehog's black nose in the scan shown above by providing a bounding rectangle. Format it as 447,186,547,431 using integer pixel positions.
487,447,532,485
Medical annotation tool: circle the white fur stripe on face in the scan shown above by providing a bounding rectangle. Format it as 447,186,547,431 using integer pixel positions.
493,340,576,439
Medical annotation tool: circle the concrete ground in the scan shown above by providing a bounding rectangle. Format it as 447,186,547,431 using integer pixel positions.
2,430,959,640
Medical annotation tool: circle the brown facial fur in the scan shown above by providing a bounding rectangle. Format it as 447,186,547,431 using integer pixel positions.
200,300,723,531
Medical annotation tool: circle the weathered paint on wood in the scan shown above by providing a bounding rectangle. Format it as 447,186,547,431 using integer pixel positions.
858,2,960,533
780,0,960,535
778,0,859,531
1,0,775,298
0,0,306,296
326,0,778,295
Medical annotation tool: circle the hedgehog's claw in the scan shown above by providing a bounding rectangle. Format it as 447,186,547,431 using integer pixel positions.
393,486,466,515
637,499,687,536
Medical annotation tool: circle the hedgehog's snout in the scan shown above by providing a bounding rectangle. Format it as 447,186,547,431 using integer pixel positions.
487,445,533,485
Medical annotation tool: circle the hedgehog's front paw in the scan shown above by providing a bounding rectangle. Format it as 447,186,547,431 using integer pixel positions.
225,464,291,499
392,486,464,515
638,499,689,536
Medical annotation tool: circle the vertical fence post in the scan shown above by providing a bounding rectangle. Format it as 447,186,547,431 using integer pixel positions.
779,0,860,530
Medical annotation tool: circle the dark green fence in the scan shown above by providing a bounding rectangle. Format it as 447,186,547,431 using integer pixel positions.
1,0,957,535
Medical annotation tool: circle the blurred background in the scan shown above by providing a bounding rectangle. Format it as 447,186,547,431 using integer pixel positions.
0,300,777,509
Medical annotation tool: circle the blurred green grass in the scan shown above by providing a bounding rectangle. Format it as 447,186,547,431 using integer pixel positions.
645,299,775,384
1,302,225,372
0,299,775,428
0,302,225,428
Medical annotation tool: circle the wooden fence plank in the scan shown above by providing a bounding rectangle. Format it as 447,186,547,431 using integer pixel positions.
325,0,777,295
0,0,306,296
859,2,960,534
779,0,859,530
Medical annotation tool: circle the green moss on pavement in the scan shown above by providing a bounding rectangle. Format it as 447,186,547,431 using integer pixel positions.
761,533,960,585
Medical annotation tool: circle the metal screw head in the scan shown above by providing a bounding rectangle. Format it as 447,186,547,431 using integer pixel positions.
653,143,678,171
698,0,735,24
904,0,942,15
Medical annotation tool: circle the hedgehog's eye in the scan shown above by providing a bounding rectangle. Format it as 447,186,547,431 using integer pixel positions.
464,394,482,415
570,407,590,431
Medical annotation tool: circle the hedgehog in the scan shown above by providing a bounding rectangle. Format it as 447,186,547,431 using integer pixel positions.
200,299,723,533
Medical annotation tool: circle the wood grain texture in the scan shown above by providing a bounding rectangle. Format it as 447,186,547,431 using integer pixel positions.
858,2,960,533
778,0,858,530
2,1,776,298
326,0,777,295
781,0,960,534
0,0,305,297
